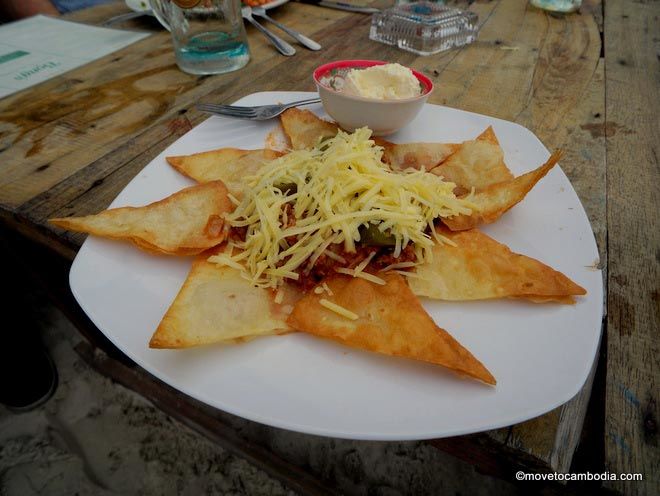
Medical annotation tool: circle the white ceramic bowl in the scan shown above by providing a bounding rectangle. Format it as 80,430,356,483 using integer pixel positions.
313,60,434,136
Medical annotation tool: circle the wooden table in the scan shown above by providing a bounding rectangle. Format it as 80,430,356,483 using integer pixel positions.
0,1,657,494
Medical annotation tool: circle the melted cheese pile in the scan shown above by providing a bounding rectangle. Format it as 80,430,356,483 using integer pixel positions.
209,128,473,288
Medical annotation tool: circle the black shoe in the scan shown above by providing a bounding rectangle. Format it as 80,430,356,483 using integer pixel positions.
1,348,58,413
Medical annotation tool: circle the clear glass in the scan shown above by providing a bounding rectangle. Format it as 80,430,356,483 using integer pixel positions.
370,2,479,56
150,0,250,75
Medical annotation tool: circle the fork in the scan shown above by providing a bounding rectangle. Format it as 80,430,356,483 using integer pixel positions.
196,97,321,120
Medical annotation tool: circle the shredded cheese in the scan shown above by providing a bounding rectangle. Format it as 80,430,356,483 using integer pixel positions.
227,193,241,206
379,261,417,272
210,127,473,288
324,251,346,264
335,267,386,285
319,299,359,320
393,269,425,279
354,251,376,275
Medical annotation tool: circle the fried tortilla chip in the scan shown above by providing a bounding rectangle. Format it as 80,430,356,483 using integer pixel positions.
376,139,459,172
430,127,514,192
281,108,339,150
167,148,283,195
50,181,232,256
408,228,586,302
442,151,562,231
150,253,299,348
521,295,577,304
287,273,495,385
281,109,457,170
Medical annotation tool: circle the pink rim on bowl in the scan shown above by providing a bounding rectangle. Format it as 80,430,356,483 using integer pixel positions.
313,60,434,102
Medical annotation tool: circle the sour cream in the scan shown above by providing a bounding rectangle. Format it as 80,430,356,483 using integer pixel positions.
341,63,422,100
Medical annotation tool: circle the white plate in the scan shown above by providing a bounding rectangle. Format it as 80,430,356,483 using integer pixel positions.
70,91,603,440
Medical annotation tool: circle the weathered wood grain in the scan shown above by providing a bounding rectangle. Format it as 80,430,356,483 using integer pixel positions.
423,0,606,475
603,1,660,494
0,2,349,208
504,53,606,474
0,0,613,483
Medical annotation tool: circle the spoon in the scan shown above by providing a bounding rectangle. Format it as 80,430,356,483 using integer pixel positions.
251,7,321,51
241,6,296,57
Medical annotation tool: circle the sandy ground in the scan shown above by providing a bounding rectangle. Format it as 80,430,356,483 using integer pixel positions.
0,291,526,495
0,299,296,496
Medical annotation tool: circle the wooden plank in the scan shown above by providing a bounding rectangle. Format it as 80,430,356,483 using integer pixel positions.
16,110,196,249
0,3,351,209
3,5,428,244
422,0,605,474
603,1,660,494
504,54,606,474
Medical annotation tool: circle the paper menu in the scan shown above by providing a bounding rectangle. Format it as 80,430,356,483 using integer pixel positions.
0,15,150,99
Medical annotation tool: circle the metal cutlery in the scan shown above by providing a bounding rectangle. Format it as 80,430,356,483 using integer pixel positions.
241,6,296,57
196,97,321,120
251,7,322,51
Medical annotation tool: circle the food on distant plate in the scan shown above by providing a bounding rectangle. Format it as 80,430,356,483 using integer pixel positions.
50,181,232,256
319,63,423,100
50,107,588,386
242,0,272,6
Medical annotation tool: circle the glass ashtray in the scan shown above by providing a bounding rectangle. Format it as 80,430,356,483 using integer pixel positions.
370,2,480,56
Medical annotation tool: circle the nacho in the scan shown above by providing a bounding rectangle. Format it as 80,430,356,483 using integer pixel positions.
281,108,456,170
50,181,232,256
287,273,496,385
376,139,459,172
408,228,586,302
442,151,562,231
217,128,473,289
430,127,514,192
150,253,299,348
281,108,339,150
50,113,584,388
279,110,513,186
167,148,283,195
